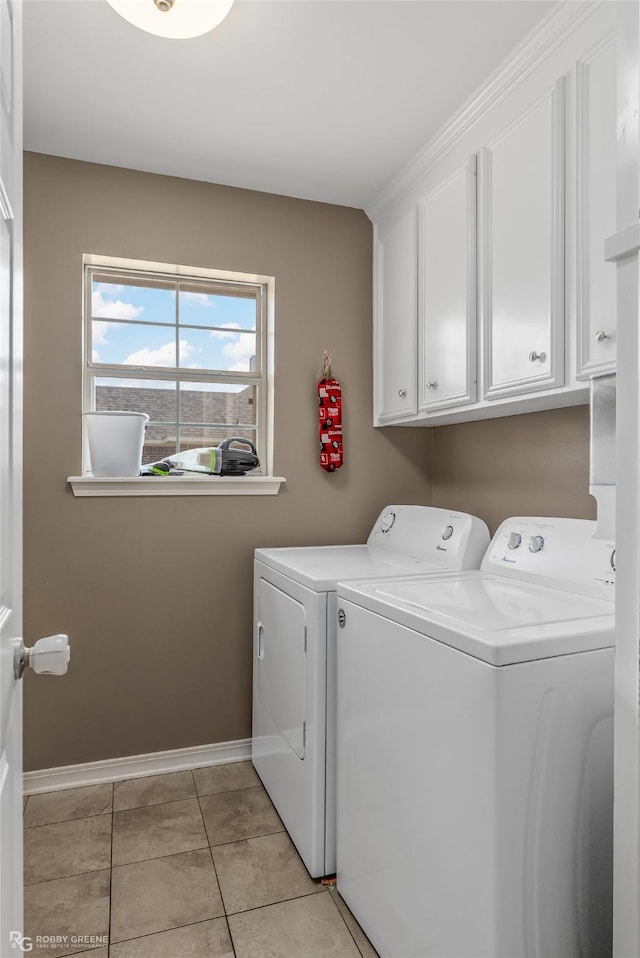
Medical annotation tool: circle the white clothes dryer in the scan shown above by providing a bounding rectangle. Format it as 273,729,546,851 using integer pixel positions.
252,505,489,878
336,517,615,958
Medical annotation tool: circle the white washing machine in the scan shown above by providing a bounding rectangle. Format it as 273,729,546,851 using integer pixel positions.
336,517,615,958
252,505,490,878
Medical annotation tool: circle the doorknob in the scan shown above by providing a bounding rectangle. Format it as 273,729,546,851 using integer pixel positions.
14,634,70,679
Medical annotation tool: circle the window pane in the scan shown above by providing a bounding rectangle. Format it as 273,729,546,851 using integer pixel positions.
179,284,256,330
92,322,184,368
179,382,256,428
95,377,176,417
143,424,179,464
179,426,257,453
178,328,257,372
92,277,175,325
95,377,178,464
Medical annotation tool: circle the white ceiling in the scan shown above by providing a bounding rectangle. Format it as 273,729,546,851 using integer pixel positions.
23,0,555,209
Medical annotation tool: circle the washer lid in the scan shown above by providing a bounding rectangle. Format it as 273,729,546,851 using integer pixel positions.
338,572,615,666
255,545,441,592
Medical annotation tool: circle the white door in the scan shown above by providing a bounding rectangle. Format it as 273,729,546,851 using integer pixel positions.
0,0,22,949
481,80,565,400
418,156,477,412
611,6,640,956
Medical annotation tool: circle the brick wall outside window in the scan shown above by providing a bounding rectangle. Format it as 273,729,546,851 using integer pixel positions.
96,385,255,463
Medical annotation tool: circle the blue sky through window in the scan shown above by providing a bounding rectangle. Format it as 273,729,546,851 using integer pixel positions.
91,280,257,375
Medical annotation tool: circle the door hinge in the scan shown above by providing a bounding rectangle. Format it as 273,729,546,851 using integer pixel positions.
303,721,307,748
303,626,307,652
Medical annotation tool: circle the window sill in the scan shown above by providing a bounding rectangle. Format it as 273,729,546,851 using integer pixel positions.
67,475,286,497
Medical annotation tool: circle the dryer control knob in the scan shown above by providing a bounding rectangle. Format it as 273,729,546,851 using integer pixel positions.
529,535,545,554
379,510,396,534
441,525,454,541
508,532,522,550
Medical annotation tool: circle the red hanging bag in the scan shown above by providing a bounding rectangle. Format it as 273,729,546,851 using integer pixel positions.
318,352,343,472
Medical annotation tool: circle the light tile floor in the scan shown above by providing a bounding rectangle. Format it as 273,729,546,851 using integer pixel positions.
24,763,379,958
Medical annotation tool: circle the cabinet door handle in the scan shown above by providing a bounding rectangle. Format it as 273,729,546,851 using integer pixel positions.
426,381,438,390
529,350,546,363
594,330,608,343
398,388,407,399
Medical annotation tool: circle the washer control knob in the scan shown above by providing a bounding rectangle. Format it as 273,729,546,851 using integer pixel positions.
610,549,616,572
529,535,545,554
338,609,346,629
441,525,454,541
508,532,522,550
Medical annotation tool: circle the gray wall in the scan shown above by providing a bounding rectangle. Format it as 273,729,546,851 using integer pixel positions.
23,153,594,772
431,406,594,534
23,152,433,771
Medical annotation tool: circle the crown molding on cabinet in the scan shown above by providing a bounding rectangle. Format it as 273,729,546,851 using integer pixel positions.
365,1,603,223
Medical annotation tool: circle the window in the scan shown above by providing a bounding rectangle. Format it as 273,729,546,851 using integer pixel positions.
82,256,274,477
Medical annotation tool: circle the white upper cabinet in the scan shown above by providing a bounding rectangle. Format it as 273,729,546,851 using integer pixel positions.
368,5,617,427
374,210,417,423
481,80,565,400
576,35,617,379
418,157,477,412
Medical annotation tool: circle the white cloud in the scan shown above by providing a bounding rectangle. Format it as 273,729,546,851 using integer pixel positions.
94,282,124,295
92,290,144,321
222,333,256,372
92,348,101,362
109,378,245,394
182,291,215,308
123,339,196,367
92,321,113,345
115,379,174,391
210,324,242,340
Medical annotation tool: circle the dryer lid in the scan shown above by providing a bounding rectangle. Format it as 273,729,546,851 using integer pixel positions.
255,545,440,592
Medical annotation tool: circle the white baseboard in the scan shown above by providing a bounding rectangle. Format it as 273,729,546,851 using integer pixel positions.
23,737,252,795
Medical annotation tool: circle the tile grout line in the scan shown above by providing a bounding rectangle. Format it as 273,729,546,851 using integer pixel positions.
224,886,330,918
108,914,228,948
193,770,238,958
327,889,371,958
24,810,114,832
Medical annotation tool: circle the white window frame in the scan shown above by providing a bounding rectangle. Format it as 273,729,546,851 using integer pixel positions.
68,253,282,497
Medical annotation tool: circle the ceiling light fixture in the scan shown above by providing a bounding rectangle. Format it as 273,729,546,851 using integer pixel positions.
105,0,234,39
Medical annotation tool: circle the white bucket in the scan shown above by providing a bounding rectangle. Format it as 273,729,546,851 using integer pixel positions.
84,411,150,477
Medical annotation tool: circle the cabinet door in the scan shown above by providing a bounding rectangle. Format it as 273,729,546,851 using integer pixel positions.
374,210,417,423
482,80,565,400
576,36,617,378
418,157,477,412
